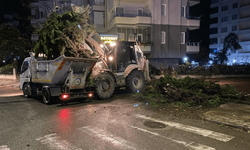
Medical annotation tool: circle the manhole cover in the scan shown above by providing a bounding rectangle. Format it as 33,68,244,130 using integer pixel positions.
143,121,167,128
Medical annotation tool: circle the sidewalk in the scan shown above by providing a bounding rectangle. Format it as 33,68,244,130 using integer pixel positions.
0,79,249,132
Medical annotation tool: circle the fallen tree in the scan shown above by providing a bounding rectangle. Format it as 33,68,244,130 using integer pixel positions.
135,75,249,108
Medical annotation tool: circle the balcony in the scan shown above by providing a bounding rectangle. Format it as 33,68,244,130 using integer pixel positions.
186,42,200,54
109,13,151,29
185,16,200,28
90,1,105,11
139,43,151,53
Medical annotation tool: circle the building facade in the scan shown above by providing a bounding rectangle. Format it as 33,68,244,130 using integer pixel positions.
30,0,201,66
209,0,250,65
89,0,201,66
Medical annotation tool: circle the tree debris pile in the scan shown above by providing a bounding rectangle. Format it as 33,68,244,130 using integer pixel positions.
137,75,248,108
33,5,104,60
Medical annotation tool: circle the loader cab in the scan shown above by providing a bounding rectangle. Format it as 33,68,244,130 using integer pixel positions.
107,41,143,73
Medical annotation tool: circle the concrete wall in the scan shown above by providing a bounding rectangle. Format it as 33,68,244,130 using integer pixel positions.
150,24,187,59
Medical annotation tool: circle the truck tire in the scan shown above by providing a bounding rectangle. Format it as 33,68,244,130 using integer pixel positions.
42,88,53,105
95,73,115,99
126,70,145,93
23,84,31,98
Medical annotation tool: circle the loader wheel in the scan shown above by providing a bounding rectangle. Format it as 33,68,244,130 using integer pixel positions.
95,73,115,99
42,88,53,105
126,70,145,93
23,84,31,98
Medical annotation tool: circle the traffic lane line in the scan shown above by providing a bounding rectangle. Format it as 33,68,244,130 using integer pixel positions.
130,126,215,150
79,126,139,150
135,114,234,142
36,133,82,150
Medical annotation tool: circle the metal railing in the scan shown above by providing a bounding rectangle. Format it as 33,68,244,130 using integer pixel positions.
186,42,200,46
112,13,151,20
90,1,105,6
186,16,201,20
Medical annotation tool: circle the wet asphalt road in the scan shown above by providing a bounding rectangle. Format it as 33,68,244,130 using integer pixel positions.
0,91,250,150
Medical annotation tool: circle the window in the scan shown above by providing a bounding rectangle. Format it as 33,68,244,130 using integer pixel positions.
116,7,124,15
232,14,237,20
137,8,143,16
210,27,218,34
221,27,227,33
221,5,228,11
21,61,29,73
94,12,104,25
181,6,186,17
233,3,238,9
41,11,44,18
161,31,165,44
161,4,166,16
181,32,185,44
221,16,228,22
211,7,218,14
137,34,143,43
210,17,218,24
232,25,237,31
210,38,217,44
31,8,40,19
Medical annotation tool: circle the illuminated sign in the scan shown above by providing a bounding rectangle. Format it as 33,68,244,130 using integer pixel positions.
100,34,119,44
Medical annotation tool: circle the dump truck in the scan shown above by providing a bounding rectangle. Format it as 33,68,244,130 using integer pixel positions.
20,40,150,104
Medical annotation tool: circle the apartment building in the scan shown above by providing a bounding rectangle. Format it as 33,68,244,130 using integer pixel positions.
209,0,250,65
30,0,88,28
90,0,201,66
30,0,201,66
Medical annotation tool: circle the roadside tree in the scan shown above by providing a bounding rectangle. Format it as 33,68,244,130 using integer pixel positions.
216,32,242,64
0,25,31,66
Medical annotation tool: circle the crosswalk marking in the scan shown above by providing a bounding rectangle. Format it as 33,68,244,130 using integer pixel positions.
36,133,82,150
130,126,215,150
79,126,138,150
135,114,234,142
0,145,10,150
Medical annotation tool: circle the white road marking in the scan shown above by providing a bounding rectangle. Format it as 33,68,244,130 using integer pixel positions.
36,133,82,150
79,126,138,150
135,114,234,142
0,145,10,150
131,126,215,150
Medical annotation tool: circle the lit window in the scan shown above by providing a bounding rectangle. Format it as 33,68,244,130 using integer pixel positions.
161,31,165,44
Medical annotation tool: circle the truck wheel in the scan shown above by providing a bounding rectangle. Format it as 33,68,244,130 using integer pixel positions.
126,70,145,93
42,88,53,105
23,84,31,98
95,73,115,99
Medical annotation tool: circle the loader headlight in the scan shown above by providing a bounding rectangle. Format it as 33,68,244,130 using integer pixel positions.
108,56,114,61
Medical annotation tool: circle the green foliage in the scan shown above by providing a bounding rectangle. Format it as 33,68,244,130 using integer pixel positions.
133,75,243,108
0,64,14,74
34,6,96,59
0,25,31,61
216,33,242,64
